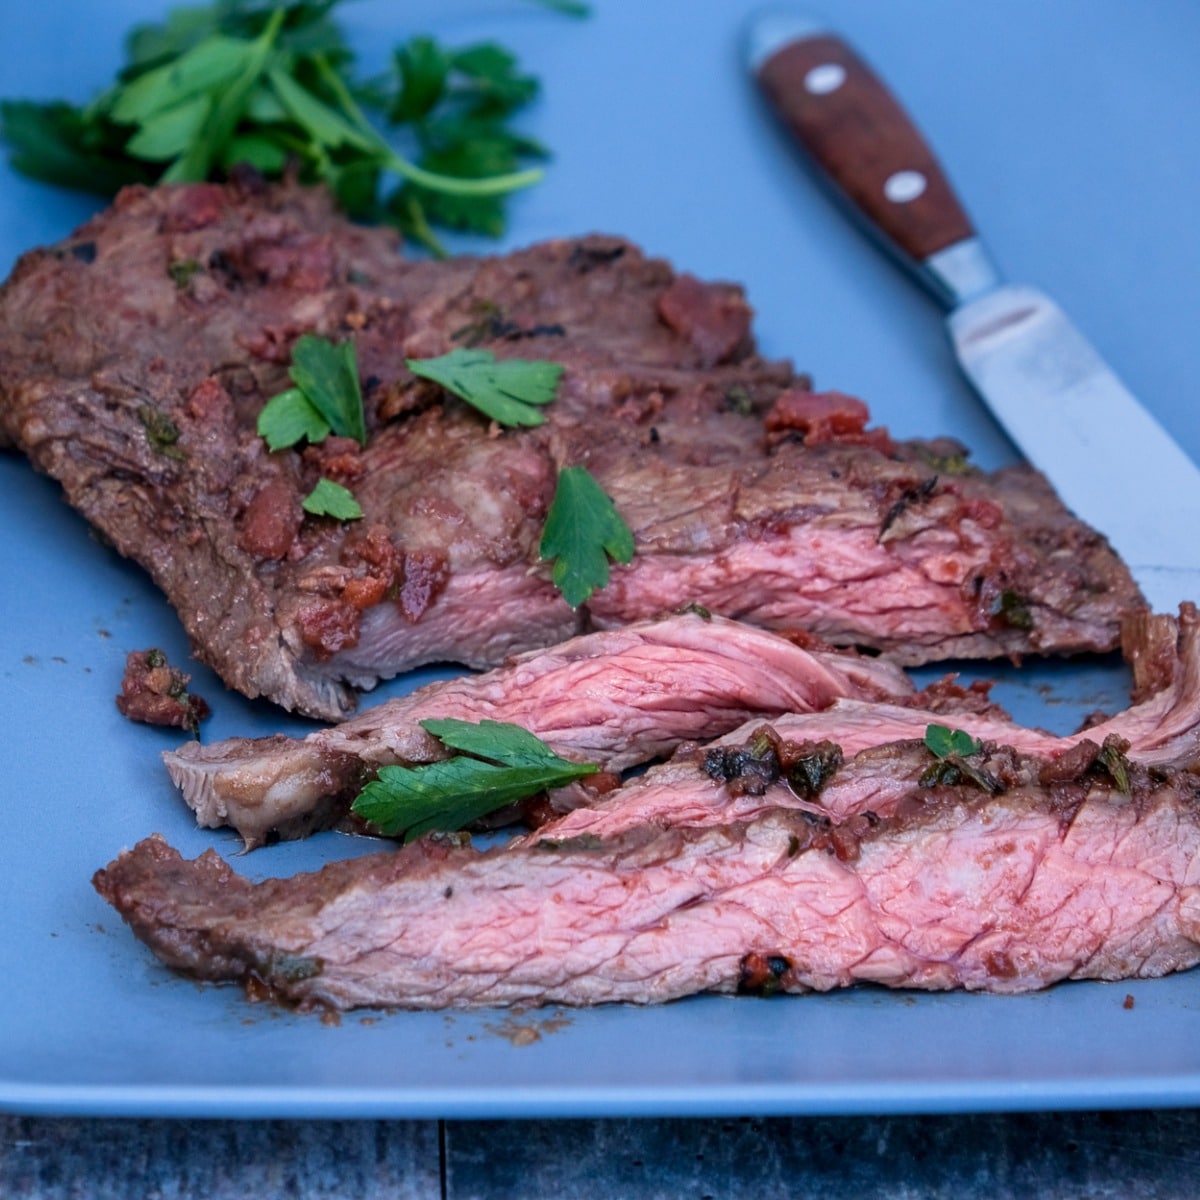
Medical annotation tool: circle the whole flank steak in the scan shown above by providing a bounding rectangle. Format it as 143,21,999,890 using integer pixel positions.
0,176,1141,719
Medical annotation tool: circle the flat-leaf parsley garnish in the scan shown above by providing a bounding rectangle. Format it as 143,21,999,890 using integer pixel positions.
406,347,563,427
406,352,633,605
258,333,365,450
921,724,1000,793
539,465,635,608
924,724,983,760
352,718,598,841
302,477,362,520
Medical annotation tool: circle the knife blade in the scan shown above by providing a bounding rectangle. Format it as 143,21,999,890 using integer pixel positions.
745,10,1200,613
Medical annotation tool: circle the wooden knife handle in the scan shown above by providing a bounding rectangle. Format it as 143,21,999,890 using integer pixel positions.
754,27,974,266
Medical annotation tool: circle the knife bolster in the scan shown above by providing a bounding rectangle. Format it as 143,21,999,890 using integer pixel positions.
922,236,1001,308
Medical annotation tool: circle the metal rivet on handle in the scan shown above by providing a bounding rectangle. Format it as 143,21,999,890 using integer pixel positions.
883,170,927,203
803,63,846,95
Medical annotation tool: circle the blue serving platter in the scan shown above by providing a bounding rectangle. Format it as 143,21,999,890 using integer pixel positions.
3,0,1199,1117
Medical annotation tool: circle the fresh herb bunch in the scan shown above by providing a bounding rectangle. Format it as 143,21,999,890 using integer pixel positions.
0,0,564,253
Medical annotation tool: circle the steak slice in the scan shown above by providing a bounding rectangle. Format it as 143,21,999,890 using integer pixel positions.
163,612,916,848
94,749,1200,1010
0,178,1142,718
480,606,1200,844
165,604,1200,850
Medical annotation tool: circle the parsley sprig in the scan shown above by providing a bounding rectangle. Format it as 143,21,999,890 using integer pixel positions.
923,724,983,760
406,347,563,427
352,718,598,841
0,0,564,250
539,466,635,607
257,333,365,450
372,38,550,252
257,333,366,521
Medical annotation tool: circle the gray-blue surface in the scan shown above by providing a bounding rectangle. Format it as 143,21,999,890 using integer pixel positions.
3,0,1200,1190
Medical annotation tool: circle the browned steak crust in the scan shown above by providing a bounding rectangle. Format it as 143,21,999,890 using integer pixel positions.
0,178,1142,718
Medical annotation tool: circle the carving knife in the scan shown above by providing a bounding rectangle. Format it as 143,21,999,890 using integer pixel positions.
746,11,1200,613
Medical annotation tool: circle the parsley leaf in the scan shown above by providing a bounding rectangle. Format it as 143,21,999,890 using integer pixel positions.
351,718,597,841
258,334,365,450
924,724,983,760
406,348,563,427
257,387,331,451
530,0,592,13
539,466,635,608
109,33,255,127
302,477,362,520
389,36,450,124
422,717,573,765
382,36,550,248
288,334,366,444
0,100,152,193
